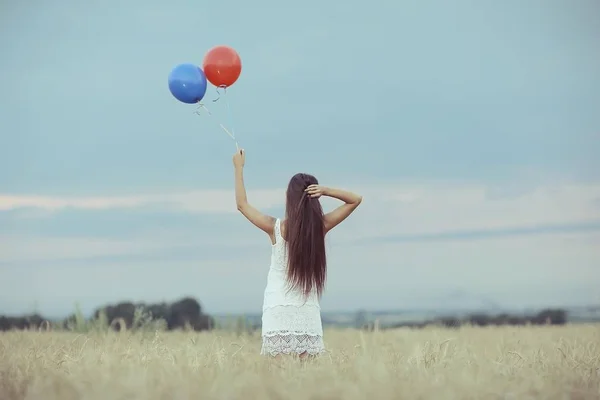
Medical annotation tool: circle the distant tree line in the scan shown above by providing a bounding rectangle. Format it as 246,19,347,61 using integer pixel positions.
0,297,214,332
368,308,568,330
1,301,570,332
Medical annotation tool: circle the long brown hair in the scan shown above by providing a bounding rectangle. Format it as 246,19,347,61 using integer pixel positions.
283,173,327,298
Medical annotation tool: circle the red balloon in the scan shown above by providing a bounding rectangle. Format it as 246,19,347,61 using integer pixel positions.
202,45,242,88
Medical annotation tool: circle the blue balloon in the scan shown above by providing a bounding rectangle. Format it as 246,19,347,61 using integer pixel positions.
168,63,208,104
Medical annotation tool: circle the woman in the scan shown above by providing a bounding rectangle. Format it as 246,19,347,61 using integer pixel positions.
233,149,362,358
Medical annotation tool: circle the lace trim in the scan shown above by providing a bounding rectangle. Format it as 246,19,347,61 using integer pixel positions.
261,332,325,356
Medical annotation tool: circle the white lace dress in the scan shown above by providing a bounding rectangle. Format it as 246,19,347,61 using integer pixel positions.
261,218,325,356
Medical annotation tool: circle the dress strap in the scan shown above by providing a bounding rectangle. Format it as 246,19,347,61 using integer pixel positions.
274,218,282,243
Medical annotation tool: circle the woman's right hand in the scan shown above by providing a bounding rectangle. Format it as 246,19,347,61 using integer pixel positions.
232,149,245,169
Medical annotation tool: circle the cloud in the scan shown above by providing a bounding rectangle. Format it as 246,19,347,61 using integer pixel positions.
1,231,599,316
3,180,599,221
0,189,283,214
1,180,600,263
334,181,600,242
1,180,599,315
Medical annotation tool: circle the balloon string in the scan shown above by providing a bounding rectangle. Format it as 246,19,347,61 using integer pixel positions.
212,85,237,145
194,103,239,150
212,86,222,103
222,87,237,140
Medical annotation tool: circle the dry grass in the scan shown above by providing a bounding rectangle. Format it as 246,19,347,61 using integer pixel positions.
1,324,599,400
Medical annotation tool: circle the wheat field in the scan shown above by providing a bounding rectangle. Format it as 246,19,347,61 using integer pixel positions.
1,324,599,400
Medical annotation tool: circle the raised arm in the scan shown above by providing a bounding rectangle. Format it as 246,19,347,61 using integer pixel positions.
233,150,276,240
305,185,362,233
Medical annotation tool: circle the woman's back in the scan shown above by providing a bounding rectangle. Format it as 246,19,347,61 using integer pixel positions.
261,217,324,356
263,218,319,313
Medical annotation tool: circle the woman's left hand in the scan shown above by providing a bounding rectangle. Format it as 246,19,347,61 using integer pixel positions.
305,184,326,198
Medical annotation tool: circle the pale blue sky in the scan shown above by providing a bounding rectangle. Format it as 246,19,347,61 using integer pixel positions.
1,0,599,317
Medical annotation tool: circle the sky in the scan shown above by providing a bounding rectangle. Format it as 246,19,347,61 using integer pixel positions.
1,0,599,317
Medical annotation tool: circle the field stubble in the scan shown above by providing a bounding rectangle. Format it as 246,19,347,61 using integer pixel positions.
1,324,599,400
